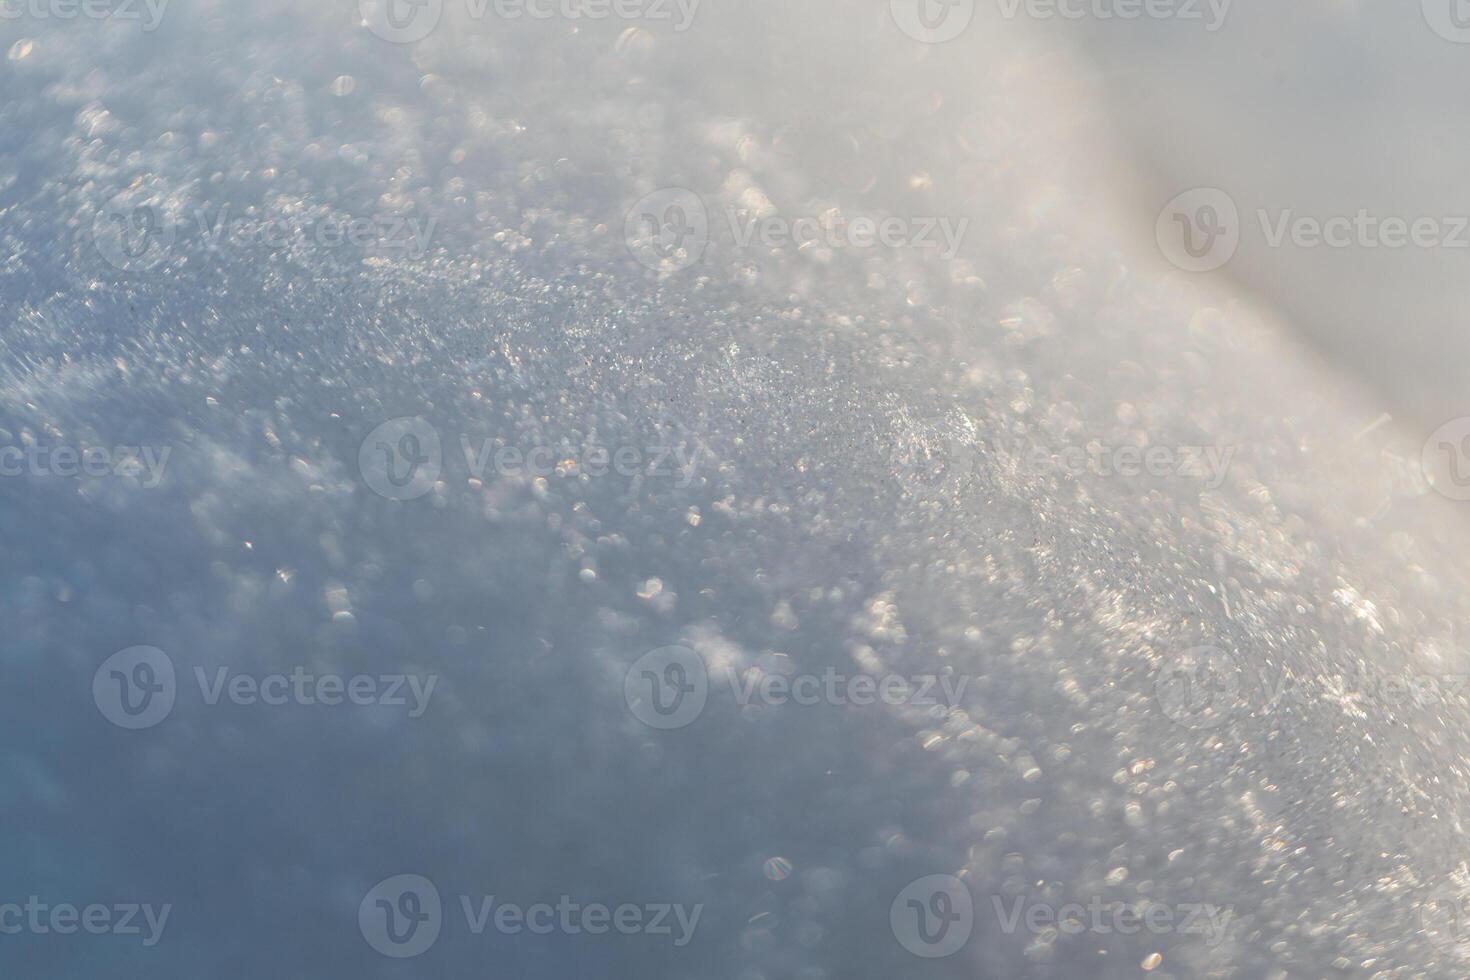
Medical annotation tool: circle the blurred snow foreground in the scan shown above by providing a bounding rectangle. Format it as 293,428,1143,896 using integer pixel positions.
5,1,1470,977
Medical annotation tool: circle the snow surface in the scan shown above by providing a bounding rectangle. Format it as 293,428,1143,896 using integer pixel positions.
3,1,1470,977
